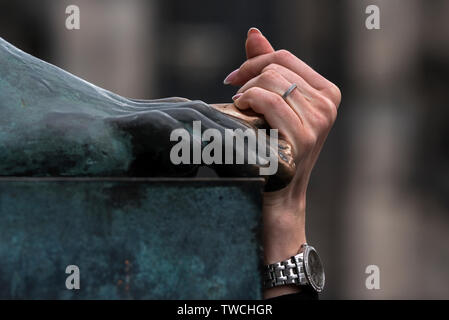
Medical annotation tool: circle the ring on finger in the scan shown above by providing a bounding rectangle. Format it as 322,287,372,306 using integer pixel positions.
282,83,298,100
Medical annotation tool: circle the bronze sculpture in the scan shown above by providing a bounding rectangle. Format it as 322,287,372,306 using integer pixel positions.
0,37,295,191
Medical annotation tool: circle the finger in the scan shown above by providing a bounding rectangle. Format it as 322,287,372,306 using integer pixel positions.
233,87,302,138
245,27,275,59
229,50,333,91
235,69,310,125
238,63,319,102
238,70,291,97
256,65,340,121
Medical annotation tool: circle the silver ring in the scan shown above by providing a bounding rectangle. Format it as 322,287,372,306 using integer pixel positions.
282,83,298,100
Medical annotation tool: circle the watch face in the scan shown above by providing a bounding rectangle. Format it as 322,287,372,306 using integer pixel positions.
304,246,325,292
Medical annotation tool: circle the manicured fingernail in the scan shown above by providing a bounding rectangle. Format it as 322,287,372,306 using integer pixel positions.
232,93,243,101
223,68,239,85
248,27,262,36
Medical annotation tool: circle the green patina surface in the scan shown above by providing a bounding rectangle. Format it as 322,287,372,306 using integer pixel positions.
0,37,134,175
0,178,264,299
0,38,267,299
0,37,267,180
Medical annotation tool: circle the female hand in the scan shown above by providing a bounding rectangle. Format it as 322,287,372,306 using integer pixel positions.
224,28,341,298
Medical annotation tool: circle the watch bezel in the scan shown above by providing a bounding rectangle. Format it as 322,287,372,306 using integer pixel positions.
303,245,325,293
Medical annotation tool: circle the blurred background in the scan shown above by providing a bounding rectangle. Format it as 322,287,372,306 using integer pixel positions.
1,0,448,299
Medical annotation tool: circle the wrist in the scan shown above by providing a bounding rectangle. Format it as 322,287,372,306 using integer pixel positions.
262,195,307,264
261,184,308,298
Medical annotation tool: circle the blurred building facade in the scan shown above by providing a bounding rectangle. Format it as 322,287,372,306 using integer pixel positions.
1,0,448,299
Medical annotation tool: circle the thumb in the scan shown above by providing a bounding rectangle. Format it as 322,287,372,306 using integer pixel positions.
245,27,275,59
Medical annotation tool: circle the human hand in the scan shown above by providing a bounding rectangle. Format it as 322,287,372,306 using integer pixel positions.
223,28,341,298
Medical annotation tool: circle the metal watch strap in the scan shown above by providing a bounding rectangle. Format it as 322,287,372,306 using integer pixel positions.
263,253,307,289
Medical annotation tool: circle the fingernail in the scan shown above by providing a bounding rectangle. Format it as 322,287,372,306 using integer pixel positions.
223,68,239,85
248,27,262,37
232,93,243,101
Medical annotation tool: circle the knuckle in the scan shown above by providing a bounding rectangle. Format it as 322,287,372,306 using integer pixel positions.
267,92,284,106
276,49,293,61
260,68,281,83
325,83,342,106
262,63,281,73
245,86,263,97
318,95,338,124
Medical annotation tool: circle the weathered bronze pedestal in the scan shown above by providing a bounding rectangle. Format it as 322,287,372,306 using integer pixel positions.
0,177,264,299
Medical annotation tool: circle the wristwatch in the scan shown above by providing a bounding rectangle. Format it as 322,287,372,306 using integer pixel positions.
263,243,325,293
